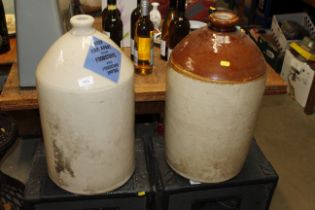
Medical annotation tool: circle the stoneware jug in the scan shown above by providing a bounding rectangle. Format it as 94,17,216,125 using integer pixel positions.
165,10,266,183
36,15,135,195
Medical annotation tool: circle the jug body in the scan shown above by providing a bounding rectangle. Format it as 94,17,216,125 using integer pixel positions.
36,15,135,194
165,10,266,183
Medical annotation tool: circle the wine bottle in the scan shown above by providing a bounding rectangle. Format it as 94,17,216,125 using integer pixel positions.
134,0,154,75
130,0,141,61
160,0,177,61
102,0,121,21
0,0,10,54
102,0,123,47
168,0,190,59
101,4,108,23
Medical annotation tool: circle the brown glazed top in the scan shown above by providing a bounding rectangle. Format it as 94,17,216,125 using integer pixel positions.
170,10,266,83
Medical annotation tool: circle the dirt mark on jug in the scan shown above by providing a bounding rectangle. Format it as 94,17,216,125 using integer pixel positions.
53,139,75,177
48,116,75,178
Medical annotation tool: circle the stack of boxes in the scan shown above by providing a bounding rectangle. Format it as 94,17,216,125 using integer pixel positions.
271,13,315,108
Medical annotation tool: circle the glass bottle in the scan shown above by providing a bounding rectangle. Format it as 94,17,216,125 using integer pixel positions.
102,0,121,22
168,0,190,59
0,0,10,54
160,0,177,60
134,0,154,75
130,0,141,61
102,0,123,47
101,4,108,23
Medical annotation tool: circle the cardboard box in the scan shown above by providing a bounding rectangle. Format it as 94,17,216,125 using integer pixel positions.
281,49,315,107
271,12,315,55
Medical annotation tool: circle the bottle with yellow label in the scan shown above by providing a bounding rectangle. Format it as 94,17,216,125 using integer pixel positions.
130,0,141,61
134,0,154,75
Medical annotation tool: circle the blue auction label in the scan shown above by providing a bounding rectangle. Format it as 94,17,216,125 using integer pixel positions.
84,36,121,83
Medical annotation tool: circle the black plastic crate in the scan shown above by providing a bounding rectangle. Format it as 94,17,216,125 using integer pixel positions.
144,136,278,210
24,138,152,210
0,111,18,159
0,172,25,210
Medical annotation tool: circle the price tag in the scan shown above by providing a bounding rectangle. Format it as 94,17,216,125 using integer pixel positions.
78,76,94,87
84,36,121,83
220,60,231,67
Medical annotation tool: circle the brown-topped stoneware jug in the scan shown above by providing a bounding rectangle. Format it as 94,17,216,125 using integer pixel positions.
165,10,266,183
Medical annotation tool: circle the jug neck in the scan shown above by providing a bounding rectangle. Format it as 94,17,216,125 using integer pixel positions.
70,15,95,36
208,10,239,32
151,2,159,10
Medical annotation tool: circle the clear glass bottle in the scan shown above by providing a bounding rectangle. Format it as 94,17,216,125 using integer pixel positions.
168,0,190,59
0,0,10,54
134,0,154,75
102,0,123,47
160,0,177,61
130,0,141,61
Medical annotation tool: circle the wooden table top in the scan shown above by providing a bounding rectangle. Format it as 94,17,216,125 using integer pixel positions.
0,38,287,111
0,38,17,65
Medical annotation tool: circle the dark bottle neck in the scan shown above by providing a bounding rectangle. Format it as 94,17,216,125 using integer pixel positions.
137,0,141,6
177,0,186,15
107,0,118,12
107,0,116,5
169,0,177,9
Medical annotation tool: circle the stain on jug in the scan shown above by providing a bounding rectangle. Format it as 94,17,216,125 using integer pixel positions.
53,140,75,178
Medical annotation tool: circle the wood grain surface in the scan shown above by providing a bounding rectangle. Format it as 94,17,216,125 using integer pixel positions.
0,39,286,112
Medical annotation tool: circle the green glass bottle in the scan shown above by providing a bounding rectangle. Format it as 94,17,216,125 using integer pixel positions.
102,0,123,47
168,0,190,59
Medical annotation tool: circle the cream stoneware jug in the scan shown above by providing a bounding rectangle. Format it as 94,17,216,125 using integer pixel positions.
165,10,266,183
36,15,135,195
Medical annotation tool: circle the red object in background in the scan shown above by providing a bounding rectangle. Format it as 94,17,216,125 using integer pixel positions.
149,0,216,22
